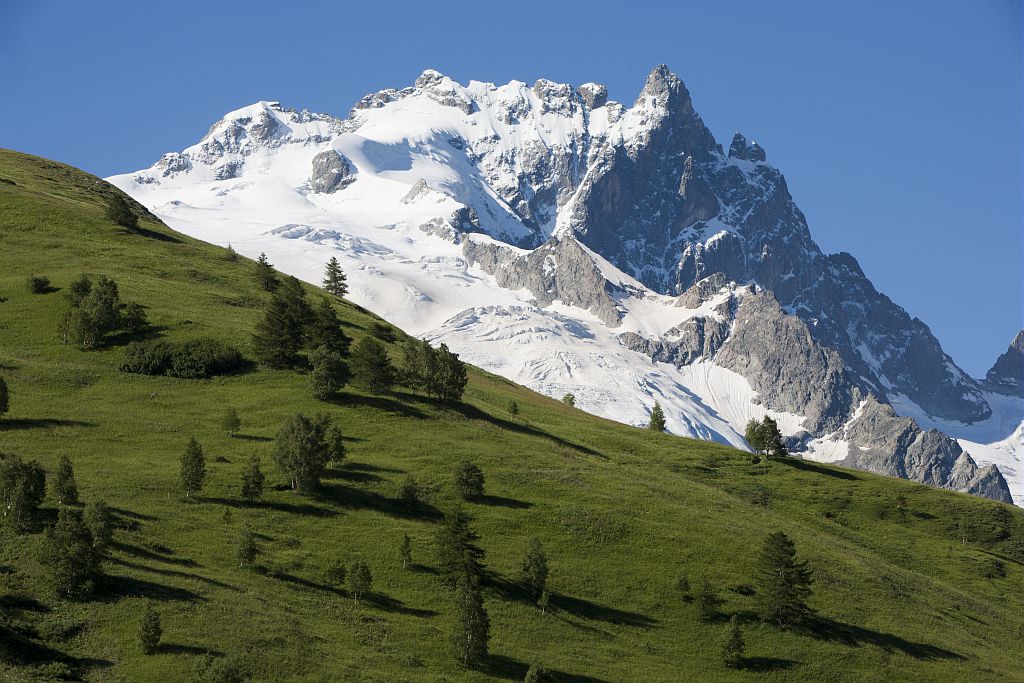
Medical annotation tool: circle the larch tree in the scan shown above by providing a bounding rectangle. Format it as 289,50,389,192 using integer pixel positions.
753,531,814,627
349,337,396,394
255,252,279,292
241,456,266,502
52,455,79,506
451,574,490,667
521,538,549,602
647,402,666,431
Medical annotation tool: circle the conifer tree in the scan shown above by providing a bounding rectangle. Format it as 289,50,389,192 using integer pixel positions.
236,524,258,568
435,507,486,586
179,437,206,499
398,476,420,508
322,256,348,298
241,456,265,503
255,252,279,292
225,244,238,261
753,531,813,627
0,455,47,532
400,533,413,569
349,337,395,394
453,460,485,501
561,393,575,407
85,499,114,551
138,602,162,654
433,343,468,403
252,276,314,368
309,298,352,355
0,376,8,419
348,560,372,602
648,402,666,431
760,416,787,457
43,507,101,598
451,574,490,667
221,407,241,436
508,400,519,416
721,615,745,668
521,538,549,602
52,455,79,506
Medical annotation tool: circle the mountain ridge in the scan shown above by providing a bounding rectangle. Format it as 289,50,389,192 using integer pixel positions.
108,65,1022,503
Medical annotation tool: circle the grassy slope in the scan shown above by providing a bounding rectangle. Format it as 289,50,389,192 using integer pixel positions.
0,149,1022,682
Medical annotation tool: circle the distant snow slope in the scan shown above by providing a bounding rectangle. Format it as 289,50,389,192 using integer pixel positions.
108,68,1021,504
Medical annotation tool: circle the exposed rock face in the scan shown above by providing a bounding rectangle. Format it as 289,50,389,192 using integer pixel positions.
985,330,1024,396
463,236,623,326
842,398,1012,503
309,150,354,193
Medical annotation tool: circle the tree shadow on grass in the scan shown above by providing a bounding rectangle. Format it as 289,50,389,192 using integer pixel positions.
365,592,438,618
346,461,404,474
482,654,611,682
232,433,274,443
738,656,800,672
157,643,220,656
798,616,964,660
202,496,338,518
112,541,199,568
442,400,606,459
109,557,237,592
317,482,442,521
329,392,429,419
124,225,183,244
109,507,157,522
0,418,95,431
99,574,204,603
103,323,169,348
485,573,655,629
475,494,532,509
774,457,859,481
323,466,385,484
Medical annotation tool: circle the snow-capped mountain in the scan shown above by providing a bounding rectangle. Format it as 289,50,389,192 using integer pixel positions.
108,66,1022,504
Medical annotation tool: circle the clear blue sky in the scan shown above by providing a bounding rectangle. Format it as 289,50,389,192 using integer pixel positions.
2,0,1020,376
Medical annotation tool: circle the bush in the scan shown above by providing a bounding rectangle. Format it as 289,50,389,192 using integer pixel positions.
27,275,51,293
120,338,244,379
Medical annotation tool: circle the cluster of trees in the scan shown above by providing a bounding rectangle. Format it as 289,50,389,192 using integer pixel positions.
744,416,787,459
687,531,813,669
59,275,147,349
120,337,244,379
401,338,468,404
1,453,113,598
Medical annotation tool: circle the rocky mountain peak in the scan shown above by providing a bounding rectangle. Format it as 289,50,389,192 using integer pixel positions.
728,132,766,162
985,329,1024,396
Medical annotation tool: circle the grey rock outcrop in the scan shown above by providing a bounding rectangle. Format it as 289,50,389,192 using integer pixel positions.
984,330,1024,396
842,398,1013,504
463,236,623,326
309,150,354,193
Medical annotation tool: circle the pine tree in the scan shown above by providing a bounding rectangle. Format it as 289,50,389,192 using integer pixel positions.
508,400,519,416
348,559,372,602
252,277,313,368
309,298,351,355
453,460,485,501
241,456,265,502
433,343,468,403
760,416,787,457
435,507,486,586
52,455,78,506
400,533,413,569
0,455,47,532
398,476,420,508
322,256,348,298
138,602,162,654
221,407,241,436
0,377,7,420
753,531,814,627
451,574,490,667
225,244,238,261
236,524,258,568
84,499,114,551
179,437,206,499
272,413,336,493
696,578,723,623
561,393,575,407
647,402,666,431
349,337,396,394
721,615,745,669
255,252,279,292
521,538,549,602
43,507,101,598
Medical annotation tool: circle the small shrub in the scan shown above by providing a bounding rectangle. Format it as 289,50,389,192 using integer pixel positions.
138,602,162,654
120,338,244,379
27,275,51,293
